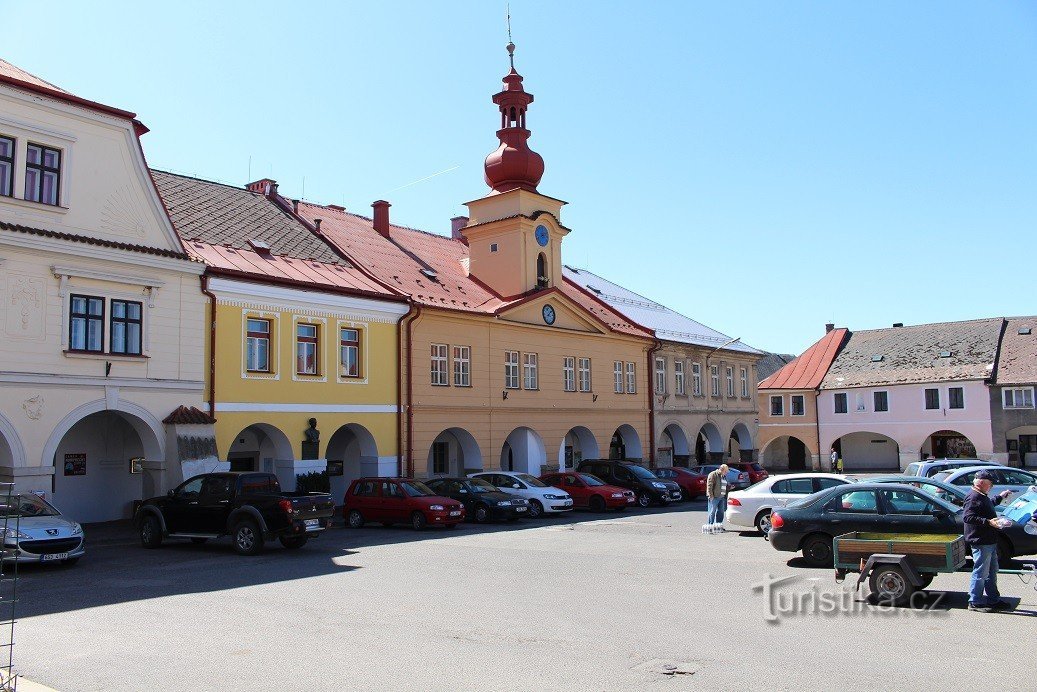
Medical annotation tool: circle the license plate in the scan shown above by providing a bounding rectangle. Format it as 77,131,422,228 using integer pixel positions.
449,510,462,516
515,506,527,512
304,519,320,532
41,552,68,562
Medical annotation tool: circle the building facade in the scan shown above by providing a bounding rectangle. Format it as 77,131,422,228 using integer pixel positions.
990,317,1037,468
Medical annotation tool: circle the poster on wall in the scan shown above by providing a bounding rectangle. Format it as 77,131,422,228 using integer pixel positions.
63,453,86,476
326,460,344,477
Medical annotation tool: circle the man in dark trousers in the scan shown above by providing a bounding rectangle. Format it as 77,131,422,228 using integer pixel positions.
962,470,1013,612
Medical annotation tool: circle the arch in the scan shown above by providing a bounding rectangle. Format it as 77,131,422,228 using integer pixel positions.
761,435,809,471
558,426,599,469
919,429,977,460
0,410,27,468
832,431,900,471
536,253,548,288
730,422,753,449
609,424,643,461
658,423,690,468
501,426,547,475
429,427,483,477
326,423,379,499
227,423,294,473
42,399,165,469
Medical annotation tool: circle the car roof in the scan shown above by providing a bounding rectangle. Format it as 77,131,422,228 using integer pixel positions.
936,465,1005,477
836,482,962,508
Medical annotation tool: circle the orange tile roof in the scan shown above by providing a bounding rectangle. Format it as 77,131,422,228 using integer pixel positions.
759,328,848,390
0,56,137,120
0,58,69,93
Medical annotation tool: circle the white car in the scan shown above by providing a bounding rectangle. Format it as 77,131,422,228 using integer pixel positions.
469,472,573,518
726,473,851,534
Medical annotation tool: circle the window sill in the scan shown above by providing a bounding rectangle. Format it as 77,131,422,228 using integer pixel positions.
1,195,68,215
64,350,148,361
431,383,450,388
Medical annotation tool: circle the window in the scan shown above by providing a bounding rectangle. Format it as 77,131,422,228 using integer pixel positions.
431,442,449,475
536,253,548,289
614,360,624,393
790,394,805,416
24,143,60,205
825,490,879,514
675,361,685,395
453,345,471,386
710,365,720,397
340,328,360,377
625,362,636,394
874,391,889,412
69,295,104,352
296,323,319,375
563,357,576,392
924,388,940,410
430,343,448,386
834,392,848,414
878,489,941,516
110,300,142,355
948,386,964,410
769,395,784,416
1003,387,1035,409
523,353,539,389
246,318,271,372
578,357,591,392
692,362,702,395
0,136,13,197
772,478,813,494
740,367,748,397
726,366,734,397
655,357,666,394
352,480,378,497
505,351,520,389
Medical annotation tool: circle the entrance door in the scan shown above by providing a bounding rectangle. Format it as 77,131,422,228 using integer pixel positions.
609,433,625,460
502,444,514,472
788,438,807,471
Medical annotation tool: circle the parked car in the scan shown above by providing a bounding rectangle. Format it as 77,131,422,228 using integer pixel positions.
575,461,682,507
902,459,1002,478
469,472,573,517
539,472,635,512
869,475,993,510
768,482,1037,567
342,477,464,530
728,461,769,485
688,465,750,491
425,477,529,522
726,473,851,534
136,472,335,555
653,467,706,500
0,493,84,565
932,466,1037,498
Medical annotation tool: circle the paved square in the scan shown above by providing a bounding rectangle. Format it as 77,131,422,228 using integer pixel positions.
16,503,1036,690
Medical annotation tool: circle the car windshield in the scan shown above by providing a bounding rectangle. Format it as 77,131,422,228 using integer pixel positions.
579,474,606,486
626,465,657,480
514,473,547,487
402,481,436,497
0,494,59,518
468,479,498,493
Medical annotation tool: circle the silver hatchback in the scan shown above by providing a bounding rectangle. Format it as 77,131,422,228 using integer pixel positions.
1,494,84,565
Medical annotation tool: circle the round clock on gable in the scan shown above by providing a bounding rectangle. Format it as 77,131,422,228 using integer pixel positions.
542,304,556,325
534,224,550,247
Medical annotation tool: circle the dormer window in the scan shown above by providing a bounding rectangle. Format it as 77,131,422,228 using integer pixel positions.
536,253,548,289
0,136,13,197
25,143,61,206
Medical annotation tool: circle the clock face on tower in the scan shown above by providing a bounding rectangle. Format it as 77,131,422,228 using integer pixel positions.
542,304,556,325
534,224,550,247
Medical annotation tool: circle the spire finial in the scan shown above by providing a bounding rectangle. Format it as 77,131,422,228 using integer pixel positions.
506,4,515,68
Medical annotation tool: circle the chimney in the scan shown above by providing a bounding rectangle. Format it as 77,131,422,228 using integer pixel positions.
313,218,322,233
892,322,904,328
292,199,299,214
372,200,391,238
825,323,835,333
246,178,277,196
450,216,469,240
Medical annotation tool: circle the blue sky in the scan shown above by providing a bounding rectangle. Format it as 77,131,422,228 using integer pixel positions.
4,1,1035,354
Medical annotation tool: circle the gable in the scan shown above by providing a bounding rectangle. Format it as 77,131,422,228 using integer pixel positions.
496,291,608,334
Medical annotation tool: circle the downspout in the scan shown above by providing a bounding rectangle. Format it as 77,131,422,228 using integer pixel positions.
647,339,662,468
814,389,823,472
402,303,423,477
200,274,218,419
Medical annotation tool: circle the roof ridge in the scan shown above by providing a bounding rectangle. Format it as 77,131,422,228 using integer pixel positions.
151,168,260,196
0,57,68,93
854,316,1004,333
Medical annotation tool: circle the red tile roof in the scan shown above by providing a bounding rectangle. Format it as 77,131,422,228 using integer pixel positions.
759,328,848,390
0,57,137,120
0,58,68,93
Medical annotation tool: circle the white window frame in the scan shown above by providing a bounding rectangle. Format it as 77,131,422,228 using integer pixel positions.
523,352,539,390
241,311,279,380
790,394,805,416
625,361,636,394
336,320,369,384
614,361,624,394
563,357,576,392
692,362,702,396
578,357,591,392
725,366,734,397
740,367,748,398
505,350,520,389
654,357,666,395
769,395,784,417
431,343,449,386
1003,387,1035,409
710,364,720,397
675,361,685,395
295,322,320,376
453,345,471,387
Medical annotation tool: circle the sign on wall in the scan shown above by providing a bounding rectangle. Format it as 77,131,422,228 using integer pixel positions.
326,460,344,477
63,453,86,476
129,457,144,474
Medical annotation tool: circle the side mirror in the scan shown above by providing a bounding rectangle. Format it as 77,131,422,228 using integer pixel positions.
167,490,175,497
459,489,468,494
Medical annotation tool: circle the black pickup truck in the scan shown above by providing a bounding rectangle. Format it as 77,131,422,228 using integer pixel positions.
135,472,335,555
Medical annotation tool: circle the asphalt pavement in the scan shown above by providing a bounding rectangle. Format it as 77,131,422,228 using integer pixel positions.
12,501,1037,691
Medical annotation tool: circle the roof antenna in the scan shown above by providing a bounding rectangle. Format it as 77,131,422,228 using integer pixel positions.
506,4,515,68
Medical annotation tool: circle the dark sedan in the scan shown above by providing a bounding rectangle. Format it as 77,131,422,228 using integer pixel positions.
768,482,1037,567
424,478,529,523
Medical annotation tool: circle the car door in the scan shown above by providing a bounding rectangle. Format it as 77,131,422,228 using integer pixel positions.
164,477,205,533
196,475,236,534
995,469,1037,495
558,474,586,506
380,481,409,522
819,489,884,535
877,488,958,534
770,477,815,511
350,479,380,520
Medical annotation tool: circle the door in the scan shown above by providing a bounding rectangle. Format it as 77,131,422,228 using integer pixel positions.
350,479,380,520
820,489,884,534
164,477,205,533
197,476,236,534
379,481,409,522
788,438,807,471
770,477,815,509
559,474,586,506
876,488,957,534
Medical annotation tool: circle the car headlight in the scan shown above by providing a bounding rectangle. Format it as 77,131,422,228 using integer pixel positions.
0,528,31,540
497,500,512,506
544,494,565,500
71,524,82,536
652,482,667,489
611,493,625,498
429,504,445,511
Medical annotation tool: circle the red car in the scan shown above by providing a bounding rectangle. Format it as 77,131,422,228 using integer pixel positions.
729,462,768,485
342,477,465,530
653,467,707,500
539,472,635,512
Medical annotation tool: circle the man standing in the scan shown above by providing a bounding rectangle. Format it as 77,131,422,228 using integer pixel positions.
705,464,729,534
963,470,1013,612
830,448,839,473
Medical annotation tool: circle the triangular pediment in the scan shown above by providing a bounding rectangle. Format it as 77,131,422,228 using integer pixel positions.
496,290,608,334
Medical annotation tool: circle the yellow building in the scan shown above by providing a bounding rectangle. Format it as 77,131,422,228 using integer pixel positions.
153,172,409,498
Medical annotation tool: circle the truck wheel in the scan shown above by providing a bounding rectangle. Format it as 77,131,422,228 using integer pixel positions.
346,510,365,529
589,495,606,512
869,565,914,607
279,536,308,550
139,515,163,549
411,512,427,531
801,534,833,567
232,520,264,556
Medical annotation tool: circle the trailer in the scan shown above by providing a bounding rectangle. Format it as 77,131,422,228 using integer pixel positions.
834,532,967,606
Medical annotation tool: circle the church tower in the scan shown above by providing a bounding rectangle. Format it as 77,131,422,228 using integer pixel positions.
461,42,568,298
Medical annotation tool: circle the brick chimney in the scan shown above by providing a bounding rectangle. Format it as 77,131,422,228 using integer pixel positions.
372,200,391,238
825,323,835,333
246,178,277,197
313,218,322,233
450,216,469,241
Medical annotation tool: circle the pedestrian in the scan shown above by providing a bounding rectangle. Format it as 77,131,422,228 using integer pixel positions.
704,464,729,534
830,449,839,473
963,470,1013,612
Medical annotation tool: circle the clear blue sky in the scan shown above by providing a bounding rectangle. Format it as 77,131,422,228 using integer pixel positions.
4,1,1035,354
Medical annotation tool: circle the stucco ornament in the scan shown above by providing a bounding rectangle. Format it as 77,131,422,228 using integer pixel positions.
22,395,44,420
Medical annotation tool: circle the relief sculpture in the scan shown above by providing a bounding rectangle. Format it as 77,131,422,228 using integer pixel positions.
5,275,45,340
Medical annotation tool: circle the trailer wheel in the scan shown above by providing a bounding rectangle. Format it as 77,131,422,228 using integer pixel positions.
869,565,914,607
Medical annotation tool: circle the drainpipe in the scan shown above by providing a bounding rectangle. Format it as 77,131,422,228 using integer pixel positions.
402,303,423,477
647,340,662,468
814,389,823,472
200,274,218,420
